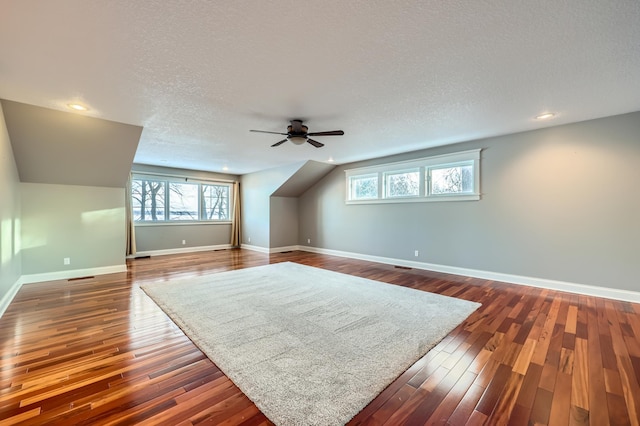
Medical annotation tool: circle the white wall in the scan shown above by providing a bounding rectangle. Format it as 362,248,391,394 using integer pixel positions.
0,102,21,304
20,183,126,276
299,112,640,293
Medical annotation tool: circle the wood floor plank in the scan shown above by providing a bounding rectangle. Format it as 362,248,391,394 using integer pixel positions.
548,372,572,426
587,296,611,425
571,337,589,412
446,382,485,425
485,370,524,424
0,249,638,425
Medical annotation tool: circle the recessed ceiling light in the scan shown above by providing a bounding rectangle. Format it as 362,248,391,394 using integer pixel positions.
535,112,555,120
222,166,229,171
327,157,335,163
67,103,88,111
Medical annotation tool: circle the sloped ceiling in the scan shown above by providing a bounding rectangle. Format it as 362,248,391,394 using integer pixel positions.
2,100,142,188
272,161,336,197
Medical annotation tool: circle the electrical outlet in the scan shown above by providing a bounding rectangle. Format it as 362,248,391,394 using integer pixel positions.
248,237,251,243
414,250,419,257
63,257,71,265
307,238,311,244
182,240,186,245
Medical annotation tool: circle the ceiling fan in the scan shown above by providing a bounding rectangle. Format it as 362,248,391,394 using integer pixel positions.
250,119,344,148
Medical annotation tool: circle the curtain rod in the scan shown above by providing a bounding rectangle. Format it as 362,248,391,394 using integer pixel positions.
132,170,237,184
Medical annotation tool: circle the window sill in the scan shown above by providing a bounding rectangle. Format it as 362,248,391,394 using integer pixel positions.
134,221,232,227
346,194,480,205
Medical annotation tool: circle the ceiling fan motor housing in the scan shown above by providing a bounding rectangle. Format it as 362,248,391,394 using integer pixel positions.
288,120,309,144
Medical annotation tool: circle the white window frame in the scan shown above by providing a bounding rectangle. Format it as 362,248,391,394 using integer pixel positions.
345,149,481,204
348,173,380,201
131,173,234,225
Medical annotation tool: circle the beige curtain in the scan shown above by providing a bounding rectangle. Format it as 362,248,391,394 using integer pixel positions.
125,173,137,256
230,181,241,247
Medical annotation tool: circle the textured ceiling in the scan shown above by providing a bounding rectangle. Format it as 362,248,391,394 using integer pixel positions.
1,0,639,175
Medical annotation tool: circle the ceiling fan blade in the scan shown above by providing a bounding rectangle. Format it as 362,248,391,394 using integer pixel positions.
307,130,344,136
250,130,288,135
271,139,288,147
306,138,324,148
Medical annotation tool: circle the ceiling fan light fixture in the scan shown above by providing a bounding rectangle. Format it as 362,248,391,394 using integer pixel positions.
288,136,307,145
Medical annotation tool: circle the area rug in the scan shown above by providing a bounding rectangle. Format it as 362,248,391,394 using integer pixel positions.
140,262,480,425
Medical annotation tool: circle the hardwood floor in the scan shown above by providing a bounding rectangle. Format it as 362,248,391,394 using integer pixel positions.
1,249,639,425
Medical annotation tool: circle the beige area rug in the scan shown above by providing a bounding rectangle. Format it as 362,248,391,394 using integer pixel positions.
141,262,480,425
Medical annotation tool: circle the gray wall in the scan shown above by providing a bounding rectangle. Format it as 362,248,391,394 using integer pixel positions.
270,197,299,248
131,164,239,252
135,223,232,252
20,183,126,275
241,162,304,248
0,102,21,299
299,112,640,291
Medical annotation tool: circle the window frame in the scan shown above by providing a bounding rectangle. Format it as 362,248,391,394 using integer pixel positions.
383,167,422,199
131,174,234,225
345,149,481,204
348,173,380,201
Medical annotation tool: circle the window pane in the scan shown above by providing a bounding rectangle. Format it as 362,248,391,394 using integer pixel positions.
131,179,166,221
430,164,474,195
201,184,230,220
350,175,378,200
385,170,419,198
168,183,199,220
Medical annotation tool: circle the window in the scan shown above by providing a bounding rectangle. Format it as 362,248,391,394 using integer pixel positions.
428,162,474,195
169,182,199,220
384,169,420,198
131,175,233,223
131,179,166,221
201,184,230,220
349,174,378,200
345,149,481,204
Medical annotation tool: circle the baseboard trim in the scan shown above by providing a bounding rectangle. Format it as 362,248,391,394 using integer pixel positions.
0,276,24,319
298,246,640,303
130,244,232,258
20,264,128,285
240,244,302,254
240,244,270,253
270,245,301,254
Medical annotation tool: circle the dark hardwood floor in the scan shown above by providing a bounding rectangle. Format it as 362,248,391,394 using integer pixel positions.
1,249,639,425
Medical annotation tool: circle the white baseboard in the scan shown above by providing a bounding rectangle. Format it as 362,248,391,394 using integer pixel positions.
269,245,301,253
240,244,270,253
298,246,640,304
130,244,232,258
241,244,301,254
0,276,24,319
20,264,128,285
